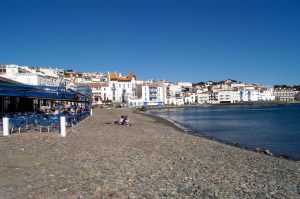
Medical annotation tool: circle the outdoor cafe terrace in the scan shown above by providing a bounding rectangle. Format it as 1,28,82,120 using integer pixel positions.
0,82,92,136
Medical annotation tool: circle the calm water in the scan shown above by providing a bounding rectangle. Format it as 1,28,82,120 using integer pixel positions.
150,104,300,160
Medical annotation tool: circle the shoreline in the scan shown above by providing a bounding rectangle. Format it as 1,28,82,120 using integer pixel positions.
140,109,300,162
141,101,300,111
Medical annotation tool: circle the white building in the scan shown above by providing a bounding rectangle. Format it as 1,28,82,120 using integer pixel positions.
230,83,246,89
197,92,209,104
274,88,299,102
218,90,232,103
260,88,275,101
184,93,197,104
166,96,184,106
108,72,137,102
38,67,70,87
141,85,164,107
127,97,144,108
231,91,241,103
127,83,165,107
0,64,61,86
208,92,219,104
86,83,111,105
178,82,193,88
165,83,184,105
234,87,275,102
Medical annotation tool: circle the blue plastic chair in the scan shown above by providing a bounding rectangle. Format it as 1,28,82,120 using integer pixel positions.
48,116,59,131
38,118,50,133
10,118,26,133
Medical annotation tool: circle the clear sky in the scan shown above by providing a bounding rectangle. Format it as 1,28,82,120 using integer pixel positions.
0,0,299,85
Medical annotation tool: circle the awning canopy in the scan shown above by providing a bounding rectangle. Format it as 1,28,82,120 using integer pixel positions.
0,83,90,102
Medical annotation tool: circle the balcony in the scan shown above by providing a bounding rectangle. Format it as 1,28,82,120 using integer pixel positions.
149,94,157,97
149,89,158,92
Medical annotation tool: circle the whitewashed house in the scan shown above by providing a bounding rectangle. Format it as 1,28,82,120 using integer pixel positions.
208,91,219,104
167,96,184,106
141,85,164,107
165,83,184,105
184,93,197,104
274,88,298,102
231,91,241,103
108,72,137,102
38,67,70,87
0,64,60,86
127,97,144,108
86,83,111,105
197,92,209,104
127,83,164,107
218,90,232,103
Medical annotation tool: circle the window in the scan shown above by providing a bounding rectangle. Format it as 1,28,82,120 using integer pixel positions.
0,68,6,74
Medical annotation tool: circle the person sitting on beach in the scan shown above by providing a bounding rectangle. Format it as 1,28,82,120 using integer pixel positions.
121,115,130,126
114,115,130,126
114,115,124,125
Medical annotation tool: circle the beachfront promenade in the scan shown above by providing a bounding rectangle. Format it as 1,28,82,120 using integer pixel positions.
0,108,299,198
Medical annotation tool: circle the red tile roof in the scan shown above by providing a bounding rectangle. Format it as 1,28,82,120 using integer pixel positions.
109,72,136,81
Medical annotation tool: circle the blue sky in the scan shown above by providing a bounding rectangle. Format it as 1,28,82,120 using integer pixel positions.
0,0,299,85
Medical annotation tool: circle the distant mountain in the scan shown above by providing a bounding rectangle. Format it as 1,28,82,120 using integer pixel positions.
193,79,239,86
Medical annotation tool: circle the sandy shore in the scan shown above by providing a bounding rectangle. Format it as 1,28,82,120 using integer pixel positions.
0,108,299,198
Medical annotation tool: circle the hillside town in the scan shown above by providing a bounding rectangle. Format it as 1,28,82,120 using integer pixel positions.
0,64,299,109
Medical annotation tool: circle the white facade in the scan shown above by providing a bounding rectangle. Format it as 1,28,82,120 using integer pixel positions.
196,88,208,94
197,93,209,104
108,73,137,102
212,84,231,91
274,88,298,101
231,91,241,103
234,88,275,102
260,89,276,101
39,67,70,87
218,91,232,103
184,93,197,104
128,97,144,108
165,83,183,105
127,84,164,107
142,85,164,106
231,83,246,88
208,92,219,104
88,83,111,105
178,82,193,87
166,97,184,106
0,64,60,86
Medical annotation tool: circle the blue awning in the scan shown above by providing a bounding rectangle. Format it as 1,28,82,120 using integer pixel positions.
0,89,25,97
0,83,88,101
25,91,76,99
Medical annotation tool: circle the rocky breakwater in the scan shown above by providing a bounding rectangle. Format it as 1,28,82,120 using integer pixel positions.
0,108,299,198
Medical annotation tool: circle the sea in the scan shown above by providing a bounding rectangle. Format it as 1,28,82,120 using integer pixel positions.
149,104,300,160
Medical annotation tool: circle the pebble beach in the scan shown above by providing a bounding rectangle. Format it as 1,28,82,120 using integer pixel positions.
0,108,299,199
